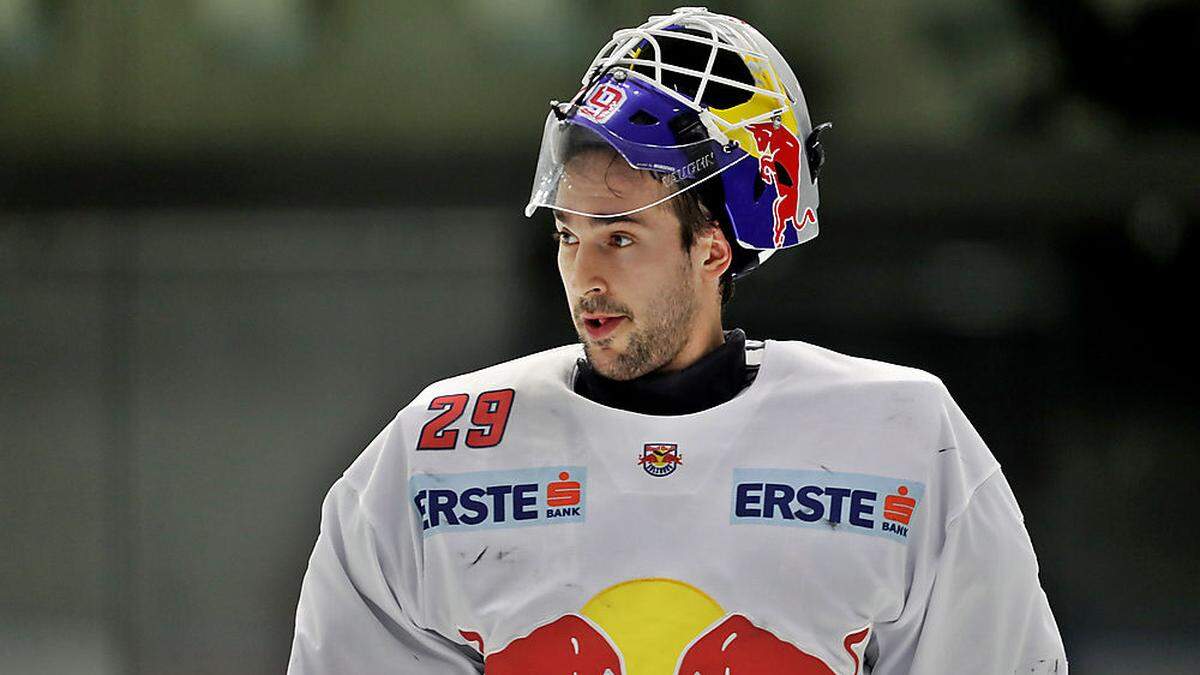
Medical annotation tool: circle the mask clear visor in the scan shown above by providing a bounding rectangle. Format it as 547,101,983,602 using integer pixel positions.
524,112,749,219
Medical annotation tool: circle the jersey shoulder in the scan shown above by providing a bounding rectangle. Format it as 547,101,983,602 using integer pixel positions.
339,345,583,502
766,339,999,495
765,338,945,392
765,338,954,454
397,343,582,425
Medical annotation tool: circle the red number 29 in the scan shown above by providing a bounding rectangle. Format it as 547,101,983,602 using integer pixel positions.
578,83,626,123
416,388,514,450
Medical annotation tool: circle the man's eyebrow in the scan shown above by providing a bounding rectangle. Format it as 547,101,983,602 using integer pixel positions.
554,213,644,228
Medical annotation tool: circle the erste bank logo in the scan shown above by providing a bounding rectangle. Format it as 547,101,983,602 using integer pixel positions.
638,443,682,477
410,466,585,537
732,468,924,543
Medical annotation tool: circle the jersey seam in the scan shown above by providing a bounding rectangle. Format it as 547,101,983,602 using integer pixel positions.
942,463,1002,531
342,478,447,639
340,418,438,633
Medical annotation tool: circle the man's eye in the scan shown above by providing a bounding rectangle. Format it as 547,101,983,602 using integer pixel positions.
552,230,578,245
611,234,633,247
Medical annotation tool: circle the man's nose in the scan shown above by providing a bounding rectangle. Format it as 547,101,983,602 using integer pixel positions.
572,239,609,296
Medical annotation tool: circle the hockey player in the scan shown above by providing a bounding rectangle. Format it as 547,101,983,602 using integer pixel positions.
288,8,1067,674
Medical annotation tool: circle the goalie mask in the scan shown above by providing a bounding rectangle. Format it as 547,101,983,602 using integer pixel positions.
524,7,831,279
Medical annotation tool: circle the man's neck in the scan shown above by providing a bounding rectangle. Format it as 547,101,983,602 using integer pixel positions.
572,328,752,416
657,320,726,374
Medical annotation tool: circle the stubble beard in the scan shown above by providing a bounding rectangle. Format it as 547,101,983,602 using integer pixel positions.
579,261,697,381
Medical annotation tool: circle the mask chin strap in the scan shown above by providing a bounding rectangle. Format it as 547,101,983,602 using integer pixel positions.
806,122,833,182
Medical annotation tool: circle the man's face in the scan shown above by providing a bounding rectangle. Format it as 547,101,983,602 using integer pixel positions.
554,149,702,381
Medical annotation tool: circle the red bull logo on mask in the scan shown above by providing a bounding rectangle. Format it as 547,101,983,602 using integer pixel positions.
462,577,871,674
746,121,817,248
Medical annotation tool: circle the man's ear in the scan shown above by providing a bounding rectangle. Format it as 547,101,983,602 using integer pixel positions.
696,223,733,282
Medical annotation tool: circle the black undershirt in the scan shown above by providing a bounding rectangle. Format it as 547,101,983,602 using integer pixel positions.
572,328,756,416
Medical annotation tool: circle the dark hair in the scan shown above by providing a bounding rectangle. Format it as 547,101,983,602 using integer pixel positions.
628,27,755,307
669,186,737,307
557,139,740,307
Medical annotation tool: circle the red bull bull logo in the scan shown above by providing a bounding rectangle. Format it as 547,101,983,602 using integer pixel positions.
746,121,817,248
462,577,870,674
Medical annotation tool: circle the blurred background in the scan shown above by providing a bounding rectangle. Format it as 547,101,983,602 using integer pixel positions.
2,1,1197,673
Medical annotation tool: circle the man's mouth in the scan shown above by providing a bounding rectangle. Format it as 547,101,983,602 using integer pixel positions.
581,314,627,340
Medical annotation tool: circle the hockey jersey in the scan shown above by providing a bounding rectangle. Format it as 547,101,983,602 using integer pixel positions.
288,339,1067,674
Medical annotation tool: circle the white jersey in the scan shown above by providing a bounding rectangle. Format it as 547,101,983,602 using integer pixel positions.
288,339,1066,674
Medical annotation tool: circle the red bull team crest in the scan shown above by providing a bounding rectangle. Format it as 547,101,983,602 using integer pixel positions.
638,443,683,477
462,577,871,674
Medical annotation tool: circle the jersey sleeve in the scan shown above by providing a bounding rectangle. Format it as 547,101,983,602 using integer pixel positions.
287,419,483,675
868,387,1068,674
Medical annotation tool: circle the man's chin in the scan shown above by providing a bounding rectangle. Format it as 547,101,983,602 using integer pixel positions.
581,342,632,380
581,339,613,360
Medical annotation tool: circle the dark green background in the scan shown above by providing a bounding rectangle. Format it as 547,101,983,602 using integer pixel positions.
2,1,1197,673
